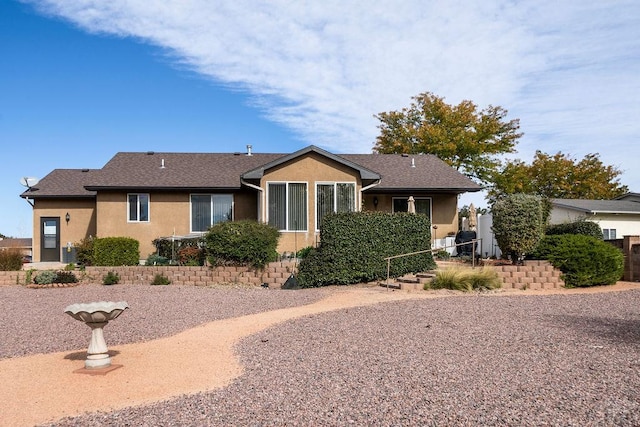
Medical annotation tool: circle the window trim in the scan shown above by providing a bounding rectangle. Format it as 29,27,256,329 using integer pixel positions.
315,181,357,231
127,193,150,223
266,181,308,232
189,193,234,233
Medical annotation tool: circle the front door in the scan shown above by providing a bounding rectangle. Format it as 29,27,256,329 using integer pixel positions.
40,217,60,262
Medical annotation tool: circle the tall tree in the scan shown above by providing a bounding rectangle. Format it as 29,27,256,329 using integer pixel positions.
488,151,628,201
373,92,522,185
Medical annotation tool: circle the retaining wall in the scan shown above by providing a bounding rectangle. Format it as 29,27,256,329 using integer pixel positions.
491,260,564,290
0,261,298,288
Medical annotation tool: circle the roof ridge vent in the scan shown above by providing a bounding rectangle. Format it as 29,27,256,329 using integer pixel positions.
147,151,155,155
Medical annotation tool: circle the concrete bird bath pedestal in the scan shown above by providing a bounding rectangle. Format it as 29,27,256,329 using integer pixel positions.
64,301,129,372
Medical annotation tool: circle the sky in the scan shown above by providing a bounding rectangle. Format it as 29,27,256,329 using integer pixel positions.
1,0,639,238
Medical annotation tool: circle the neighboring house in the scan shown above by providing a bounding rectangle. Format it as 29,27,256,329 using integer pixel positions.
20,145,481,263
550,198,640,240
615,192,640,203
0,238,32,259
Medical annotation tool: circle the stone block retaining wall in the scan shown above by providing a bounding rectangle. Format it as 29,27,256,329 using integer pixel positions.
491,260,564,290
0,261,298,288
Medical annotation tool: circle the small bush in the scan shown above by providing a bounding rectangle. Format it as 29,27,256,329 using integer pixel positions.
296,246,315,259
428,267,501,292
0,249,23,271
151,273,171,285
545,220,603,240
178,246,205,266
34,270,57,285
75,236,96,266
146,253,170,266
204,220,280,269
434,249,451,260
532,234,623,287
153,237,203,262
93,237,140,266
102,271,120,285
55,271,78,284
64,263,76,271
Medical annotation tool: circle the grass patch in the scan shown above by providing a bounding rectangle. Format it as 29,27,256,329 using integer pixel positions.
428,267,501,292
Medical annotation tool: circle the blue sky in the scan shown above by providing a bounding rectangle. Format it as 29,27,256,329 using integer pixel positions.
1,0,639,238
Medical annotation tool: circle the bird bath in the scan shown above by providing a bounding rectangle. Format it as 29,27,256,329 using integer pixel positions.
64,301,129,369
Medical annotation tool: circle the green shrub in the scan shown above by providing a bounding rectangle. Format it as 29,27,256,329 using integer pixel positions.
102,271,120,285
153,237,204,262
428,267,501,291
434,249,451,260
178,246,205,266
151,273,171,285
146,253,170,266
75,236,96,266
55,271,78,284
297,212,436,287
0,249,23,271
545,220,603,240
532,234,623,287
296,246,315,259
204,220,279,269
93,237,140,266
34,270,57,285
492,194,546,264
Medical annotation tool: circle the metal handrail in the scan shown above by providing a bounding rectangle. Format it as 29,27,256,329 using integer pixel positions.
383,238,482,289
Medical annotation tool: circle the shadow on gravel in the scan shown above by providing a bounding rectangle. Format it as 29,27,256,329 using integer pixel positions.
549,315,640,345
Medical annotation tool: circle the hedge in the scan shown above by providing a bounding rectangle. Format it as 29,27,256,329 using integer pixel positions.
297,211,435,287
92,237,140,266
204,220,279,269
532,234,623,287
545,220,603,240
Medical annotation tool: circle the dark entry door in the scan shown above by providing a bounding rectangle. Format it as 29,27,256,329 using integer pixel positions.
40,217,60,262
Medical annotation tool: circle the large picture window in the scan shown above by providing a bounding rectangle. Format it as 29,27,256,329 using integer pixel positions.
393,197,432,219
191,194,233,232
268,182,307,231
128,194,149,222
316,182,356,229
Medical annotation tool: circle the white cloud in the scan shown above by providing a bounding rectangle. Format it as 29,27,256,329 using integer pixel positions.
27,0,640,190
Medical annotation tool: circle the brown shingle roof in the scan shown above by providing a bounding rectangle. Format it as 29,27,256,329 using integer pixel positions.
24,147,481,197
341,153,481,192
85,152,284,190
20,169,98,199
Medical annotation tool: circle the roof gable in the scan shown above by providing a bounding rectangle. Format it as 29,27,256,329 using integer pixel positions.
241,145,381,181
551,198,640,215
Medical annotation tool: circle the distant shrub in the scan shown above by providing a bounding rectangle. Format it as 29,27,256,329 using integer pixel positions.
93,237,140,266
146,253,170,266
55,271,78,284
545,220,603,240
34,270,57,285
151,273,171,286
0,249,23,271
204,220,279,269
532,234,623,287
429,267,501,291
153,237,203,263
102,271,120,285
178,246,205,266
75,236,96,266
434,249,451,260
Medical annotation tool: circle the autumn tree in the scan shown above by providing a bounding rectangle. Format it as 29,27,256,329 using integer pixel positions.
373,92,522,185
488,151,628,201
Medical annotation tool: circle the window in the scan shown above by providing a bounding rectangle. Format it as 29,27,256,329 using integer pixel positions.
603,228,617,240
128,194,149,222
191,194,233,232
392,197,432,219
316,182,356,229
268,183,307,231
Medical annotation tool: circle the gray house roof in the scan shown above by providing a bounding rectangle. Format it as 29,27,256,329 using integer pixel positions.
551,198,640,215
22,146,481,198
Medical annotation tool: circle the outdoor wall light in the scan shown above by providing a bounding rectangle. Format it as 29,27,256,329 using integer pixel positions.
373,196,379,208
65,212,70,224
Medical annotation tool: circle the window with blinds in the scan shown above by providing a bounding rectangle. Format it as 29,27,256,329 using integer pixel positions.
267,182,307,231
316,182,356,229
190,194,233,232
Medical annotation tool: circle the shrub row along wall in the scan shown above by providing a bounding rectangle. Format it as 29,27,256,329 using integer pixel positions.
0,261,298,288
492,260,564,290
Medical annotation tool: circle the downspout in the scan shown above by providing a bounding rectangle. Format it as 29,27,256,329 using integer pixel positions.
241,179,264,222
359,179,381,211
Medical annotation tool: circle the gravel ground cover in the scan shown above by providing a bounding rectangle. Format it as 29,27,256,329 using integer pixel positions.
0,284,332,359
41,288,640,426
